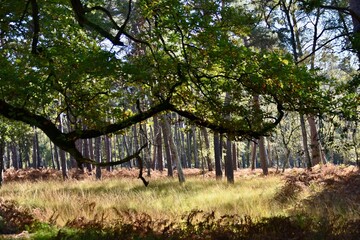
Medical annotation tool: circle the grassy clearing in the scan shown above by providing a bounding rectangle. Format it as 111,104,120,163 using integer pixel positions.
0,175,284,225
2,166,360,239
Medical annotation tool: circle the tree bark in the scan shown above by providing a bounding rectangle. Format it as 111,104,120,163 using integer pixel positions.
300,114,312,169
11,143,19,169
225,137,234,183
162,115,185,183
95,137,102,180
214,132,222,179
153,115,163,171
251,140,257,170
258,136,268,175
201,127,213,171
192,125,199,168
0,140,4,187
161,116,173,177
307,115,321,166
104,136,112,171
232,143,237,170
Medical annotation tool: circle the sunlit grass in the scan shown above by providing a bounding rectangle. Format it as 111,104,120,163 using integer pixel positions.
0,176,285,225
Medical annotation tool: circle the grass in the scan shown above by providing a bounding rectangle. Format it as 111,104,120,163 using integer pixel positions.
2,166,360,239
0,175,285,226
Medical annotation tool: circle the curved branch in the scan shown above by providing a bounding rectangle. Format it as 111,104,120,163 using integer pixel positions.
167,102,284,139
30,0,40,54
67,101,171,140
70,0,124,46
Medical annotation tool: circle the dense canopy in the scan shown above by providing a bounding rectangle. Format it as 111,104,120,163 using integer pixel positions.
0,0,358,168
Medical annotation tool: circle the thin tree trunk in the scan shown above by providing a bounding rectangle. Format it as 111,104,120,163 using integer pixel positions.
308,115,321,166
11,143,18,169
201,127,213,171
192,126,199,168
162,115,185,183
251,140,257,170
259,136,268,175
300,114,312,169
59,148,68,179
225,138,234,183
95,137,101,180
352,122,359,166
54,145,60,171
6,145,10,169
0,140,4,187
104,136,112,171
50,141,56,169
232,143,237,170
32,127,38,168
153,116,163,171
282,147,291,173
161,116,173,177
245,140,250,168
214,132,222,179
186,131,192,168
59,115,68,179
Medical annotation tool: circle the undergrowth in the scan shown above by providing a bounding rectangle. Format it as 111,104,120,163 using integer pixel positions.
1,199,360,240
27,210,360,240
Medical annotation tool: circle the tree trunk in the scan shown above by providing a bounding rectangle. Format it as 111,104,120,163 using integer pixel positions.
104,136,112,171
186,131,192,168
161,116,173,177
225,137,234,183
59,115,68,179
214,132,222,179
50,141,56,169
59,148,68,179
83,138,92,172
245,140,251,168
162,115,185,183
153,115,163,171
232,143,237,170
0,140,4,187
300,114,312,169
11,143,19,170
179,120,188,169
259,136,268,175
95,137,102,180
201,127,213,171
282,146,291,173
307,115,321,166
54,145,60,170
251,140,257,170
32,127,38,168
192,125,199,168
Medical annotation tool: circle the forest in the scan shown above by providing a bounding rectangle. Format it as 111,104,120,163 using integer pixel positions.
0,0,360,239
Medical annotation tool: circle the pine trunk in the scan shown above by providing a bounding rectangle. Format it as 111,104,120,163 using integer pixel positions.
251,140,257,170
95,137,102,180
225,138,234,183
307,115,321,166
0,140,4,187
300,114,312,169
259,136,268,175
162,115,185,183
214,132,222,179
161,116,173,177
201,127,213,171
192,126,199,168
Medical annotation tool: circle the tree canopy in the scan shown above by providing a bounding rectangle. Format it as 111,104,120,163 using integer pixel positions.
0,0,357,169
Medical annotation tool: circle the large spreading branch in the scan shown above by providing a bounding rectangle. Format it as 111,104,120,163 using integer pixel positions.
0,99,170,185
167,102,285,139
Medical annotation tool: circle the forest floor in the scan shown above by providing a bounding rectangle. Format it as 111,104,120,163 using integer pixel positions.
1,164,360,239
